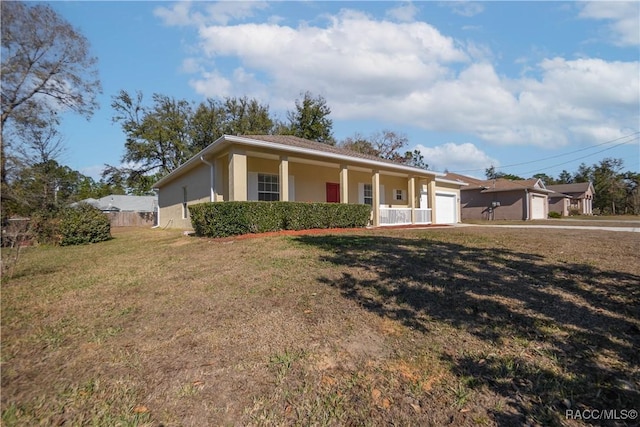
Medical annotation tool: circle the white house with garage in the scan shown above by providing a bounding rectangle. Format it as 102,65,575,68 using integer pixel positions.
153,135,466,229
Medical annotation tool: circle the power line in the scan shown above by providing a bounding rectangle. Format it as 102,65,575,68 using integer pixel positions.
450,131,639,173
514,136,638,177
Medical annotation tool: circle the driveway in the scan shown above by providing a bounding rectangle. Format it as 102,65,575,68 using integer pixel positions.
457,222,640,233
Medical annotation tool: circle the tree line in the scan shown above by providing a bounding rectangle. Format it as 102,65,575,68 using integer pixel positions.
103,89,426,194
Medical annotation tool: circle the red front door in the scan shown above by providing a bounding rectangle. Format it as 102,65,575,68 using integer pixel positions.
326,183,340,203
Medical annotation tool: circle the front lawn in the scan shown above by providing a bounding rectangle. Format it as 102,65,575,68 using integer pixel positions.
2,227,638,426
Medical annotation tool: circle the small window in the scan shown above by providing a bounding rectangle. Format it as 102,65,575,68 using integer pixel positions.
182,187,188,219
363,184,373,206
394,189,405,201
258,173,279,201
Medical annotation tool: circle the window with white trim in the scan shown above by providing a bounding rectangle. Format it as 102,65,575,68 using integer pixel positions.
182,186,188,219
363,183,373,206
394,189,406,201
258,173,279,201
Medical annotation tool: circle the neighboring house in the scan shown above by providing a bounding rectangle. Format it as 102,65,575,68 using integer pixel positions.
153,134,467,229
74,195,158,227
444,173,552,221
546,182,595,216
76,195,158,213
547,192,571,217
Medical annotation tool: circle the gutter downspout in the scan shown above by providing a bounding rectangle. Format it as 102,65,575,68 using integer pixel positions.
151,189,160,228
524,189,529,221
200,156,215,202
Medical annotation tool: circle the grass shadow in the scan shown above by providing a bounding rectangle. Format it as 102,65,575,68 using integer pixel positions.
293,234,640,425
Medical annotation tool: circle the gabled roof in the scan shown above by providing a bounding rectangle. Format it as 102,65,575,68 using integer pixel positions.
154,134,445,188
480,178,544,193
444,173,552,194
546,182,594,195
443,173,484,188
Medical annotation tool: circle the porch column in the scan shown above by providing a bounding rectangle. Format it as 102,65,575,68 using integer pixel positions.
372,170,380,227
408,176,416,224
279,156,289,202
214,156,224,201
228,149,247,201
340,165,349,203
428,179,437,224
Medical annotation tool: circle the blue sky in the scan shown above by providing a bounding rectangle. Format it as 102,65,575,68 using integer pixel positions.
50,1,640,180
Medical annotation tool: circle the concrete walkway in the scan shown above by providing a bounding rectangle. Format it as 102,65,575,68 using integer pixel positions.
455,223,640,233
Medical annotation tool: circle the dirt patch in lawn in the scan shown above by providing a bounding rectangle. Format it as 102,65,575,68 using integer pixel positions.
2,227,638,426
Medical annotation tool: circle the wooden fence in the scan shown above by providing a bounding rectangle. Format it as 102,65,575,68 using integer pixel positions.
105,212,157,227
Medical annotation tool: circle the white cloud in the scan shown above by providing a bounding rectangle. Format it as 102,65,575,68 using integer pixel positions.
415,142,497,174
154,1,201,27
193,9,467,102
579,1,640,46
189,70,232,97
444,1,485,18
165,5,638,150
180,57,202,74
154,1,268,27
386,2,419,23
80,165,106,181
530,57,638,109
203,1,269,25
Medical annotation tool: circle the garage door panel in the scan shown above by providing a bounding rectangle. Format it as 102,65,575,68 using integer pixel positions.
531,195,546,219
436,193,456,224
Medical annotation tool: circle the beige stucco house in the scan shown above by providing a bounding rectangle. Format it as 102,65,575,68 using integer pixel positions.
547,182,595,216
153,135,466,229
444,173,552,221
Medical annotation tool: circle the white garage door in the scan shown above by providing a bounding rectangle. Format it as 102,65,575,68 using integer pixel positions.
531,194,546,219
435,193,457,224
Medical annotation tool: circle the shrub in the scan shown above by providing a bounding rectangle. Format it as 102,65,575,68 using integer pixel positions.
189,201,371,238
30,209,62,245
548,211,562,219
58,203,111,246
569,208,581,216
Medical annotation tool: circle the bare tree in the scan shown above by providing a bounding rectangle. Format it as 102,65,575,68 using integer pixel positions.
1,1,101,206
14,117,66,165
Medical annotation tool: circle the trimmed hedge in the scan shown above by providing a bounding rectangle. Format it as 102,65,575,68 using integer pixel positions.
189,201,371,238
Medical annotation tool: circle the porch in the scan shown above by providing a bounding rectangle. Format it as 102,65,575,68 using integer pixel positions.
379,206,432,226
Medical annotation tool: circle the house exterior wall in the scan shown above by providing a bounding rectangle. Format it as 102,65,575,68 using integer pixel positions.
289,162,341,202
158,162,211,229
549,197,569,216
461,190,526,220
461,189,550,220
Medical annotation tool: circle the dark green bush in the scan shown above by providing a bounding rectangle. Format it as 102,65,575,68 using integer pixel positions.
548,211,562,219
58,203,111,246
189,202,371,238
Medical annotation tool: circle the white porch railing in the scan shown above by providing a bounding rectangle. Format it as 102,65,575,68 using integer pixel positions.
379,207,432,226
415,208,432,224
